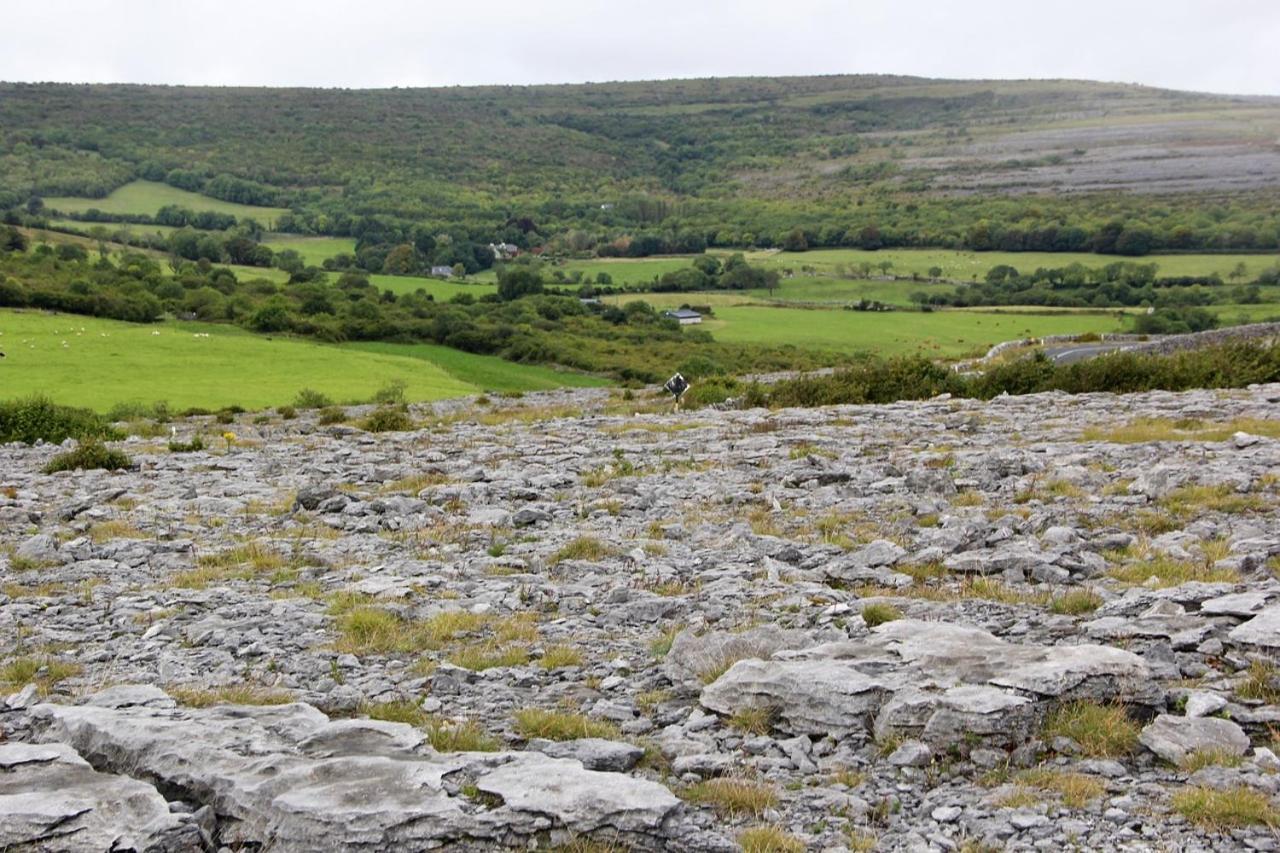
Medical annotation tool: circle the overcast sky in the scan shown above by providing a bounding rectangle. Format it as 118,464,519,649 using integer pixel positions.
2,1,1277,95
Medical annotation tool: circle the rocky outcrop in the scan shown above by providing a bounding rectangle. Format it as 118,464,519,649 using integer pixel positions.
4,381,1280,851
699,620,1160,747
21,688,684,851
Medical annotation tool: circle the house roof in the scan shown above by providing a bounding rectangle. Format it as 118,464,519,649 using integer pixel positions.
666,308,702,318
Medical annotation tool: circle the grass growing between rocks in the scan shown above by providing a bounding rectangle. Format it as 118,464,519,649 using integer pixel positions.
728,706,777,735
169,684,295,707
0,656,81,694
860,603,903,627
363,699,501,752
681,778,779,818
1159,484,1267,519
1082,417,1280,444
1010,769,1105,808
513,708,621,741
551,537,617,564
1106,556,1239,588
1172,785,1279,829
1049,589,1103,616
1180,749,1246,771
1237,660,1280,704
738,825,806,853
1042,701,1140,758
176,541,292,589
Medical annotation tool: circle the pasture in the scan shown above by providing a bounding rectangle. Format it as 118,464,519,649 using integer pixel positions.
43,181,290,227
694,305,1127,357
346,342,608,393
0,310,600,412
260,234,356,266
745,248,1280,282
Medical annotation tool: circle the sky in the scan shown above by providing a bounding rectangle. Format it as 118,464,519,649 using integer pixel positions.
2,1,1277,96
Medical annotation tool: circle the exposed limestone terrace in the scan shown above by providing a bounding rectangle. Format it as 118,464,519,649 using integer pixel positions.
3,382,1280,851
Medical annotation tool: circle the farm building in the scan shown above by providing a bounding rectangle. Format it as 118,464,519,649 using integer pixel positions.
430,265,455,278
664,308,703,325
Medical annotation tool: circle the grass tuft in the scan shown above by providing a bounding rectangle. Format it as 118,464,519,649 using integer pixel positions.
513,708,621,741
739,826,805,853
1042,701,1139,758
1172,785,1279,829
682,778,779,818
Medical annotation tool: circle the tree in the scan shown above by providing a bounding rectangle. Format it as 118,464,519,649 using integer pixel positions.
782,228,808,252
1228,262,1248,282
382,243,418,275
927,266,943,280
496,266,544,301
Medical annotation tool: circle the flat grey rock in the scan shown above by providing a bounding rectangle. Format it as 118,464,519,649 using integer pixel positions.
1138,714,1251,765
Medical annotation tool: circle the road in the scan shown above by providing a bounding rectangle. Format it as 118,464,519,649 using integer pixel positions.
1042,342,1133,364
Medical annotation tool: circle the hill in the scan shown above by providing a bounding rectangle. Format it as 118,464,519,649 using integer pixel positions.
3,76,1279,255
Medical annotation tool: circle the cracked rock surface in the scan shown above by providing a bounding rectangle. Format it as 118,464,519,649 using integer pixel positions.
4,382,1280,850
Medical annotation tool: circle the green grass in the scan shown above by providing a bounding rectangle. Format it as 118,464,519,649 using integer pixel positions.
700,304,1123,358
745,248,1280,282
1041,701,1140,758
1172,785,1278,829
346,341,608,393
0,309,476,411
260,234,356,265
45,180,290,227
364,273,496,300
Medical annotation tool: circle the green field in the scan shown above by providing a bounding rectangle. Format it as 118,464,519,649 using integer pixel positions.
746,248,1280,282
48,218,183,239
346,342,608,393
44,181,291,227
695,305,1127,357
521,248,1279,298
261,234,356,266
367,273,496,300
0,310,603,411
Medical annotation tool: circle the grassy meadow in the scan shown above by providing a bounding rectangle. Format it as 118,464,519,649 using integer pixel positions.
44,181,290,227
745,248,1280,281
0,309,601,411
260,234,356,266
537,248,1279,290
692,305,1127,357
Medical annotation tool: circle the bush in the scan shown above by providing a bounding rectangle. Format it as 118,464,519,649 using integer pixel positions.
167,435,205,453
370,379,408,406
43,441,131,473
359,406,415,433
277,405,297,420
0,396,119,445
294,388,334,409
318,406,347,425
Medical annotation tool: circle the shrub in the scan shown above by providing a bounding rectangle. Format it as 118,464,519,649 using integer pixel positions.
43,441,131,473
317,406,347,425
277,405,297,419
370,379,408,406
0,396,118,445
294,388,334,409
167,435,205,453
360,406,415,432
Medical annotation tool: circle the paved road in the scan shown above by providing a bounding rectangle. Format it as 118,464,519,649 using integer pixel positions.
1042,342,1133,364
